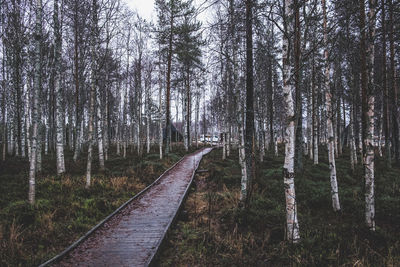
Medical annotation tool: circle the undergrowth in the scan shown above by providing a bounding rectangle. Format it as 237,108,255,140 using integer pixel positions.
0,143,199,266
158,146,400,266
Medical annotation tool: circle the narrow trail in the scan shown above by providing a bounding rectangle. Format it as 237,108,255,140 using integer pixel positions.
41,147,213,267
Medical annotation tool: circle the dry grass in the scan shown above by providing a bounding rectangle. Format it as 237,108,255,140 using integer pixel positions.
8,219,24,257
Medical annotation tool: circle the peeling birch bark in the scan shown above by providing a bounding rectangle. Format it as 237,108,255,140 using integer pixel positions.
364,0,376,230
96,87,105,170
28,0,42,204
282,0,300,242
323,0,340,212
54,0,65,175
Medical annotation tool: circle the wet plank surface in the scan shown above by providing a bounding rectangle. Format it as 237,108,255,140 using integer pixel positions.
52,148,212,267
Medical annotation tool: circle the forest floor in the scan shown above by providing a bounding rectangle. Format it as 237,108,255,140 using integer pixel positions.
158,147,400,266
0,144,201,266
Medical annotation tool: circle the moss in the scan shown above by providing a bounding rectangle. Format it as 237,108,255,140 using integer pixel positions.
0,144,192,266
159,147,400,266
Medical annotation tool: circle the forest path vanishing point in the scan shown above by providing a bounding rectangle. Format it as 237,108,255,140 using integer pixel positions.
40,147,213,267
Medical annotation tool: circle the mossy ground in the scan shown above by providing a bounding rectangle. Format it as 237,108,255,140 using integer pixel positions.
0,143,199,266
158,146,400,266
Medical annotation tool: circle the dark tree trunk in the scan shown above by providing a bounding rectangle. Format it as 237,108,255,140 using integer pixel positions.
165,11,173,155
294,0,303,171
388,0,399,163
242,0,255,208
382,0,391,166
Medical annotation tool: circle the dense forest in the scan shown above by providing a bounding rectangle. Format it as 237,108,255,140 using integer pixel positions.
0,0,399,265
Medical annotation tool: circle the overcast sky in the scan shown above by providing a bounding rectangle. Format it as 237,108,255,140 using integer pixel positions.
124,0,156,22
124,0,212,24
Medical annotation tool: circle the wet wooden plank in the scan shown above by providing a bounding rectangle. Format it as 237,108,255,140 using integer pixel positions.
42,147,212,267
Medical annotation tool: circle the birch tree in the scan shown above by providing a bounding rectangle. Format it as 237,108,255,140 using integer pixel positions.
54,0,65,175
86,0,98,188
359,0,377,231
282,0,300,242
28,0,42,204
322,0,340,212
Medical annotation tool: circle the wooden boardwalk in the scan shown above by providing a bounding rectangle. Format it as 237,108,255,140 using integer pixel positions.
41,147,213,267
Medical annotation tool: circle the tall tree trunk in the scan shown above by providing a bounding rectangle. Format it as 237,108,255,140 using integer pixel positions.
186,70,191,151
240,0,255,208
323,0,341,212
366,0,377,231
146,75,151,154
2,43,7,161
382,0,391,166
73,0,81,162
308,73,313,160
29,0,42,205
104,78,109,160
195,88,200,148
294,0,303,172
360,0,376,231
337,91,342,156
165,13,174,155
123,31,130,159
158,51,163,159
388,0,399,164
96,87,105,170
282,0,300,242
350,103,356,170
86,0,98,188
25,81,31,160
54,0,65,175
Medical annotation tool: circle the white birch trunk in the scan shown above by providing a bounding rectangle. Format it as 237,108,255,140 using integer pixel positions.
96,87,105,170
282,0,300,242
146,110,150,154
260,129,265,162
195,90,199,148
86,0,98,188
44,120,48,155
54,0,65,174
28,0,42,204
222,132,226,160
146,77,151,154
239,112,247,202
73,118,81,161
183,83,188,151
159,75,163,159
25,84,31,159
308,83,313,160
227,127,231,157
37,126,42,172
21,104,26,158
104,91,109,161
365,0,376,231
313,74,318,165
323,0,340,212
116,122,120,155
350,104,356,170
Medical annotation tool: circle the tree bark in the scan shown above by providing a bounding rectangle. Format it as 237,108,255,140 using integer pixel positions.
388,0,399,163
239,0,255,209
86,0,98,188
54,0,65,175
73,0,81,162
282,0,300,242
323,0,340,212
294,0,303,172
360,0,376,231
165,8,174,155
96,86,105,170
29,0,42,205
381,0,392,168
